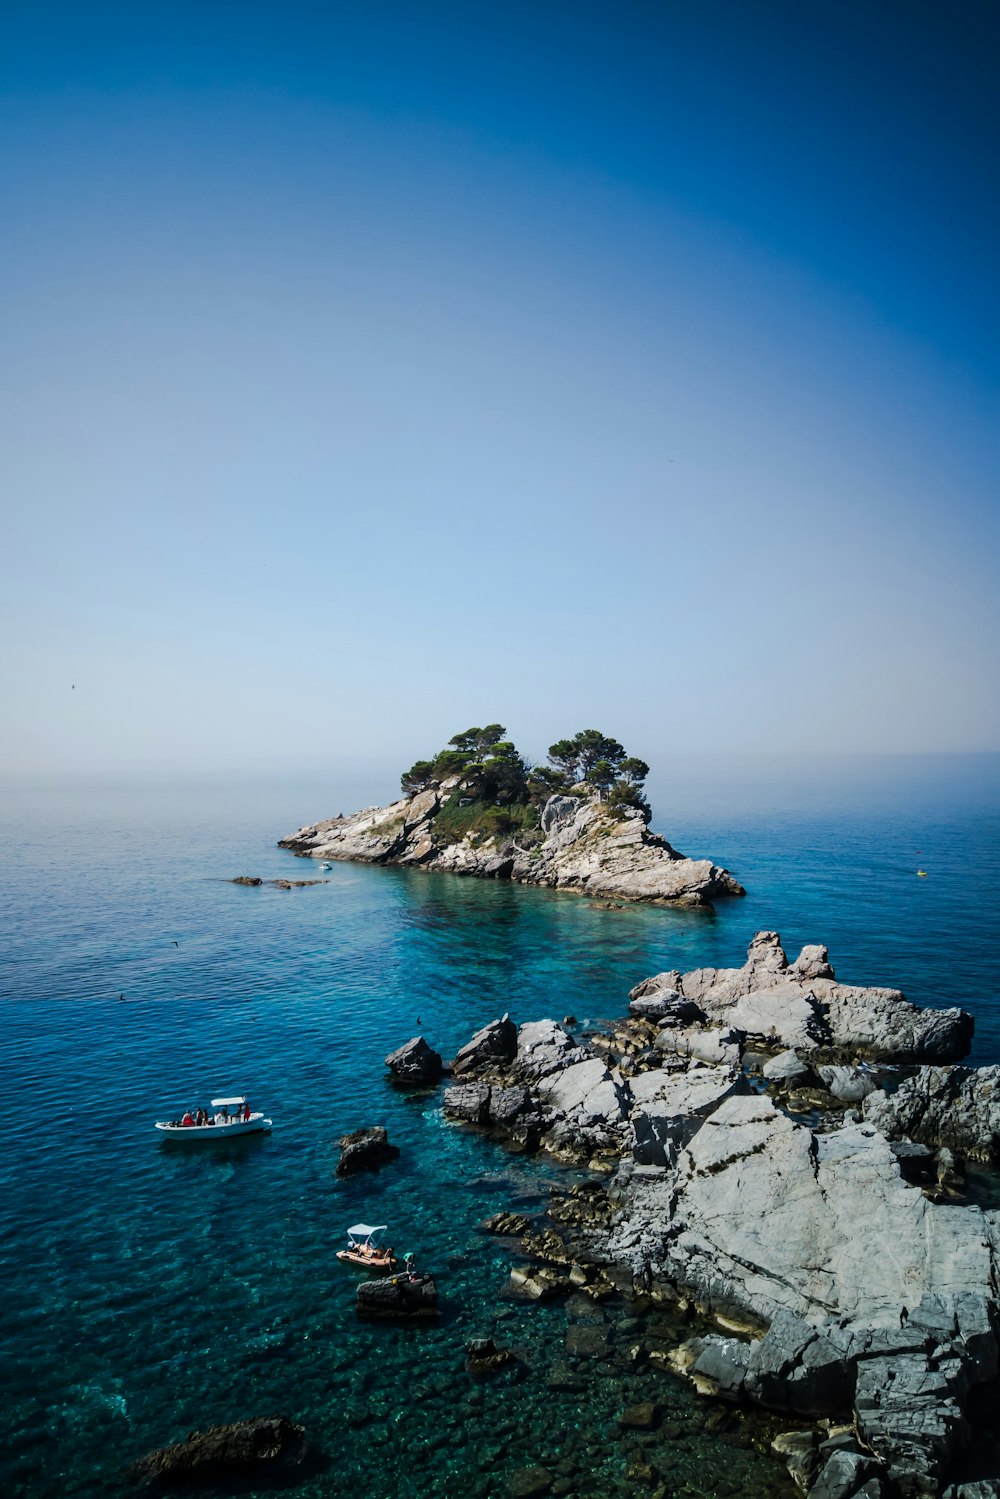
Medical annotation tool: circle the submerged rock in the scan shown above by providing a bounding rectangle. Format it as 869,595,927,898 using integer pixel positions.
465,1337,518,1376
335,1126,400,1176
508,1466,554,1498
480,1211,533,1236
129,1414,306,1485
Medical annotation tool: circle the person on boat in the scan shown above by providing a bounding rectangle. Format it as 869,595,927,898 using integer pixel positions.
181,1110,195,1127
241,1101,251,1122
214,1109,227,1125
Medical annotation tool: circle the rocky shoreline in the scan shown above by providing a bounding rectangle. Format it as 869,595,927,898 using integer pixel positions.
386,933,1000,1499
279,782,744,908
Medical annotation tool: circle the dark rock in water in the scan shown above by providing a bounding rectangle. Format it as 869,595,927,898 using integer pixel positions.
465,1337,517,1376
565,1324,611,1359
508,1466,554,1498
443,1081,533,1131
619,1402,660,1430
229,875,327,889
129,1414,306,1485
356,1272,438,1318
771,1429,821,1492
491,1085,533,1126
336,1126,400,1176
443,1082,493,1124
808,1449,874,1499
385,1036,443,1086
452,1015,518,1076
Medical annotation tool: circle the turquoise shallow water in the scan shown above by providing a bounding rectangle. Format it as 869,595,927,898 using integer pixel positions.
2,756,999,1498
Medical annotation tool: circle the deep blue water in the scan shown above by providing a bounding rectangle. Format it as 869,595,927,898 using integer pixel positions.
2,755,998,1498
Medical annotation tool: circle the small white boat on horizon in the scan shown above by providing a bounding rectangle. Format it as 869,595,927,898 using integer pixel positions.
155,1096,272,1140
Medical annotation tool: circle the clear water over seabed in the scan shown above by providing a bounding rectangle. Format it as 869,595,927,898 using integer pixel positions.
2,754,998,1499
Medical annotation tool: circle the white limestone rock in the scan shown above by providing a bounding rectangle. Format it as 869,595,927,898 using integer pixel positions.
639,932,972,1064
763,1049,812,1084
279,788,744,907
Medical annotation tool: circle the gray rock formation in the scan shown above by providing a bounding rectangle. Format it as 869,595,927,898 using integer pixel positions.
384,1036,443,1086
631,931,972,1063
436,935,994,1496
864,1066,1000,1162
279,783,744,907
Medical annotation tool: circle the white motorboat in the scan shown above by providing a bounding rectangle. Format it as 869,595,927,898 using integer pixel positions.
155,1095,272,1139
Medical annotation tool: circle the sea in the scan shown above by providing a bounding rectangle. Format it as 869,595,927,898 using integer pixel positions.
2,753,999,1499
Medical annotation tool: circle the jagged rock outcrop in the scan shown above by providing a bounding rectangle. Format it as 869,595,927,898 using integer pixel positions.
129,1415,306,1485
864,1066,1000,1162
385,1036,443,1086
630,931,973,1064
435,937,993,1496
279,782,744,907
452,1015,518,1075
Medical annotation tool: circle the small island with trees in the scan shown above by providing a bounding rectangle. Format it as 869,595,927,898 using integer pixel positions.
279,725,744,907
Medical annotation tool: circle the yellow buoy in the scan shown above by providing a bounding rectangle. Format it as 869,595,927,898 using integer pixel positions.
917,870,927,877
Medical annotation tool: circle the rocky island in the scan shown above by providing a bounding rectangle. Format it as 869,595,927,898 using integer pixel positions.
280,725,744,907
386,933,1000,1499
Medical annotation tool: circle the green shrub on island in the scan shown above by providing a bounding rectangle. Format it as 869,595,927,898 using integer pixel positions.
400,724,652,827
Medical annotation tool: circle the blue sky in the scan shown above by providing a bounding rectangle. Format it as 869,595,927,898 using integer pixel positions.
2,1,997,776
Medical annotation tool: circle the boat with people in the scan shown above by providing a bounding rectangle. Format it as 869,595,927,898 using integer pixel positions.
335,1224,400,1271
155,1096,272,1139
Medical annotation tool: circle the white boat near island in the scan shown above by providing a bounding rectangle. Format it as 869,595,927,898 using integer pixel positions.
155,1096,272,1139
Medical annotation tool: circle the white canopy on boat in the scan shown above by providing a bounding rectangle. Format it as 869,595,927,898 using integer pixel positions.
347,1224,386,1238
210,1096,247,1108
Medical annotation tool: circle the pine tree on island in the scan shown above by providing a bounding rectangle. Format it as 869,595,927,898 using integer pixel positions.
400,725,651,839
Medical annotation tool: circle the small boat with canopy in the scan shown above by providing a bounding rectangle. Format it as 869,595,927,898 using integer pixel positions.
336,1224,399,1270
155,1096,272,1139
